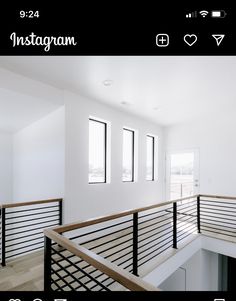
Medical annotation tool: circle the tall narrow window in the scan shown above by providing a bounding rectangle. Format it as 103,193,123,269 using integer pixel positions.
146,135,155,181
123,128,134,182
89,118,107,183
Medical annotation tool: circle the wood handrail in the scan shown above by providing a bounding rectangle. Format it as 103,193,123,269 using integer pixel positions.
1,198,63,209
52,195,198,234
200,194,236,201
44,229,159,291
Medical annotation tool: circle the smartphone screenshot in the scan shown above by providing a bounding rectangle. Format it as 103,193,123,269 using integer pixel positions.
0,5,235,301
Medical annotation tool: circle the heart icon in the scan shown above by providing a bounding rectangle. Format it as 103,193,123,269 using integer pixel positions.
184,34,197,46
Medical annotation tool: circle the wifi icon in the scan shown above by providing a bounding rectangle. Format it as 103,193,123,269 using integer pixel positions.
199,10,209,17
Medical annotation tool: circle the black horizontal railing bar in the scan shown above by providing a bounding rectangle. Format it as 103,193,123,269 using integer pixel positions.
5,205,59,215
138,216,172,233
200,210,236,218
5,222,59,237
200,215,236,225
177,202,197,210
5,240,44,253
178,224,198,237
138,240,173,261
5,245,43,259
200,220,236,230
81,230,132,250
166,207,197,216
200,203,236,210
138,225,173,244
177,222,197,234
177,209,197,217
138,243,173,267
177,220,197,231
87,236,132,255
104,248,133,263
178,216,197,225
138,238,173,259
5,235,43,248
52,195,198,234
200,202,236,210
177,231,195,243
175,203,196,212
138,207,172,220
5,231,44,242
138,212,173,227
5,218,59,231
138,209,172,222
201,227,236,238
52,246,110,291
68,218,133,241
199,206,236,214
5,209,60,220
98,243,132,261
114,256,133,269
177,210,197,218
71,225,133,246
138,233,173,254
200,216,236,226
5,214,59,226
200,199,236,206
177,199,197,207
138,220,173,237
177,214,197,224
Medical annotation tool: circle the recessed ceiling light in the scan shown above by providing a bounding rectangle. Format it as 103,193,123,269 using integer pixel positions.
103,79,113,86
153,107,159,111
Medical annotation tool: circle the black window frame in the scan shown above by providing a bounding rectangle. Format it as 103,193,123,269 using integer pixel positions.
146,135,155,181
122,128,135,182
89,118,107,184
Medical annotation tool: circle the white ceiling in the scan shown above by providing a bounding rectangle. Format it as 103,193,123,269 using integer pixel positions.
0,87,61,132
0,56,235,127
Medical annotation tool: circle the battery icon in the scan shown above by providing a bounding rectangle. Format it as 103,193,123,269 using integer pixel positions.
211,10,227,18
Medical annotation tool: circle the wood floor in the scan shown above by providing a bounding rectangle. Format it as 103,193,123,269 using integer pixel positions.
0,250,44,291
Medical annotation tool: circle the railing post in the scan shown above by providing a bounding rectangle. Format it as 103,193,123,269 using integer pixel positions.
59,199,63,225
1,207,6,266
173,202,177,249
132,212,138,276
197,195,201,233
44,236,52,291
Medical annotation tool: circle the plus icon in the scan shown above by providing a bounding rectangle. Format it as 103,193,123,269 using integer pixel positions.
156,34,169,47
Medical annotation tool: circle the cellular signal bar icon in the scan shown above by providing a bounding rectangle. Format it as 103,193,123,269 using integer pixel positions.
186,11,197,18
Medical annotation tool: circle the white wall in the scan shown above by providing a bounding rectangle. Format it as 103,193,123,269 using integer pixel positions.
0,131,12,203
13,106,65,202
64,91,165,222
165,117,236,196
159,249,219,291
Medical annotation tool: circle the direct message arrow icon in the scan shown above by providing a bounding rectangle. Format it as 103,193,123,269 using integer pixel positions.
212,34,225,46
